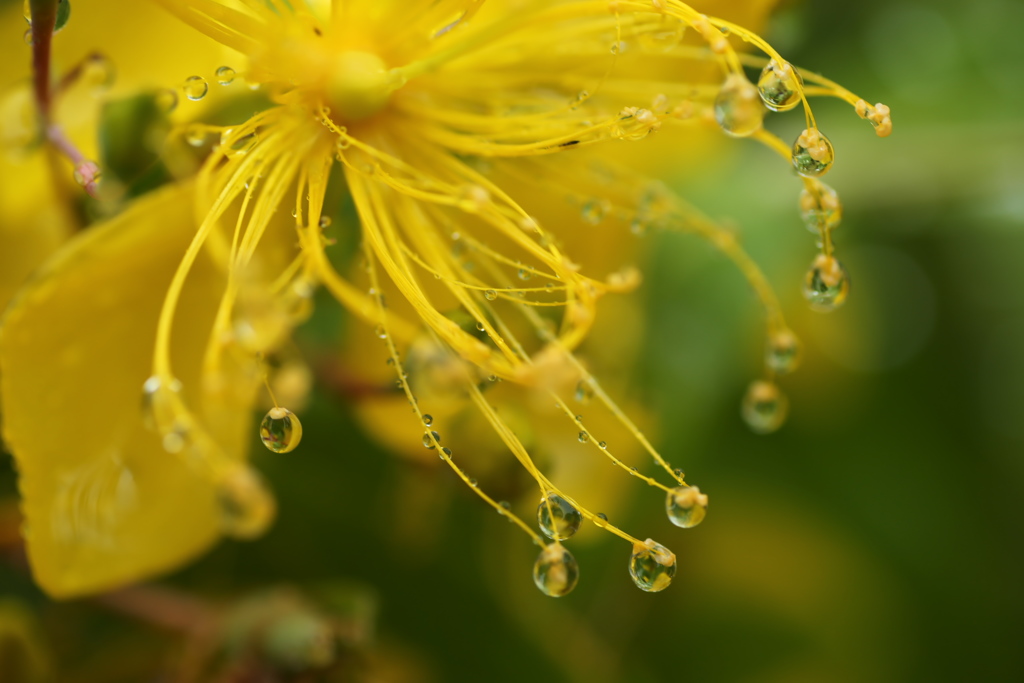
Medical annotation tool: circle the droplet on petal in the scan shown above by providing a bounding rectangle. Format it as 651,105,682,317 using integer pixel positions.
183,75,209,101
215,65,236,85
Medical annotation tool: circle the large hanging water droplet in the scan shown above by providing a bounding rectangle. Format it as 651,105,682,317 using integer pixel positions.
792,128,834,177
215,65,236,86
757,59,803,112
183,75,209,101
802,254,850,312
533,543,580,597
629,539,676,592
714,74,764,138
666,486,708,528
636,12,686,53
766,329,802,374
741,380,788,434
799,181,842,233
537,493,582,540
217,466,276,538
259,407,303,453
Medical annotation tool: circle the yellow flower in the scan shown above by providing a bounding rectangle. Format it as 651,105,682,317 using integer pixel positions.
0,0,889,598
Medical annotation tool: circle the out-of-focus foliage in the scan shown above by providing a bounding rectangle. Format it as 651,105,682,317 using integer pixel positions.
1,0,1022,681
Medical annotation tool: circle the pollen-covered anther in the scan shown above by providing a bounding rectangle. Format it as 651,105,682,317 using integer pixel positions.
855,99,893,137
326,51,395,121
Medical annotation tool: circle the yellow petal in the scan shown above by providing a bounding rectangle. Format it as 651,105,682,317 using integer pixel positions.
0,181,247,598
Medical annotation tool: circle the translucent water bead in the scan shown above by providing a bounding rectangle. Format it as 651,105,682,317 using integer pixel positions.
629,539,677,592
182,75,209,101
217,466,276,538
537,493,583,540
799,180,842,233
260,407,303,453
757,59,803,112
666,486,708,528
802,254,850,312
766,329,802,375
792,128,834,177
533,543,580,597
741,380,788,434
714,74,765,138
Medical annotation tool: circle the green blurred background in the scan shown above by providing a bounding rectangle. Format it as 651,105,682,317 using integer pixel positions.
2,0,1023,681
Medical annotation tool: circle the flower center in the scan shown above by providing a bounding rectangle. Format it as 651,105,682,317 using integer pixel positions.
327,50,394,121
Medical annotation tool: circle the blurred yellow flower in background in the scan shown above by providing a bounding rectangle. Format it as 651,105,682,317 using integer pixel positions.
0,0,890,603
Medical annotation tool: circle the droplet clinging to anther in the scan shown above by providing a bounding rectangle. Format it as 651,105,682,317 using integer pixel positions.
757,59,803,112
260,407,303,453
629,539,677,592
802,254,850,312
217,465,276,539
766,329,802,374
537,493,582,541
183,75,209,101
741,380,788,434
799,180,842,233
666,486,708,528
714,74,765,138
792,128,834,177
533,543,580,597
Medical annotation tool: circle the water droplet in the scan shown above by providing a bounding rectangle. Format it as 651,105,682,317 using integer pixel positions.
84,53,115,92
766,329,802,374
422,414,433,426
441,446,452,458
182,75,208,101
22,27,32,45
537,493,582,540
714,74,764,137
141,375,182,432
629,539,676,592
499,500,511,510
422,430,441,449
666,486,708,528
220,128,258,157
598,441,607,449
475,321,486,332
578,431,590,443
792,128,834,177
469,478,478,487
741,380,788,434
184,124,207,147
215,65,236,85
581,199,609,225
574,380,594,404
533,543,580,597
799,181,842,233
318,215,332,228
802,254,849,312
636,12,685,53
517,268,531,281
156,88,178,113
484,289,497,301
757,59,803,112
375,325,387,339
217,466,276,539
260,407,303,453
596,512,608,521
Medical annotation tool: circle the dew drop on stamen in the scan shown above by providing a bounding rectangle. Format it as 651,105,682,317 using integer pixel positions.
533,543,580,597
578,431,590,443
484,289,497,301
741,380,788,434
666,485,708,528
183,75,208,101
422,430,441,449
629,539,676,592
422,414,433,426
215,65,236,86
537,492,582,540
792,128,835,177
574,379,594,404
714,73,765,137
799,181,842,234
318,215,332,228
802,254,850,312
757,59,803,112
184,124,206,147
259,407,303,453
581,199,609,225
217,465,276,539
766,329,802,374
